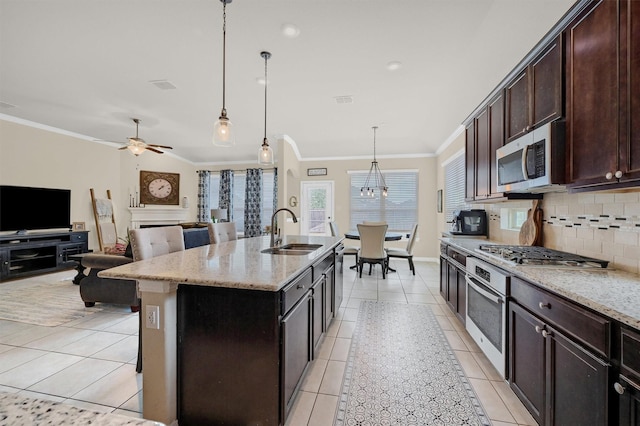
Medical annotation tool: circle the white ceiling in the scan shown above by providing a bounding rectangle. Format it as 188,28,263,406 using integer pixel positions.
0,0,577,165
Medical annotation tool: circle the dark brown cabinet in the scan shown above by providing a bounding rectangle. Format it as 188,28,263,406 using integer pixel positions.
509,277,611,425
177,249,338,425
566,0,640,189
439,243,467,324
465,93,504,201
464,122,476,202
616,327,640,425
506,35,563,142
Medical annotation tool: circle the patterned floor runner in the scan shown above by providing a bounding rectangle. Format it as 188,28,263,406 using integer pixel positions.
335,301,491,425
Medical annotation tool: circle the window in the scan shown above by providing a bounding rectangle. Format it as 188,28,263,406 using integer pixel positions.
210,172,274,234
443,152,468,222
349,171,418,232
500,208,527,231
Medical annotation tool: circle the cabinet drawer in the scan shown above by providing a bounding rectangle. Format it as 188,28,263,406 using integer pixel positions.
621,327,640,380
282,268,313,314
511,277,611,357
446,247,467,268
312,253,334,281
70,232,88,243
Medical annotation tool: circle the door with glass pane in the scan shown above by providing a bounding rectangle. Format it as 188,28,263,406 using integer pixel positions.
300,182,334,235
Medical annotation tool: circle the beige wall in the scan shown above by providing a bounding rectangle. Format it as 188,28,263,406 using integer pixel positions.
0,120,199,251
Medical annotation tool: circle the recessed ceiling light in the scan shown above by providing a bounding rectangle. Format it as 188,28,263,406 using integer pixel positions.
386,61,402,71
149,80,177,90
281,23,300,38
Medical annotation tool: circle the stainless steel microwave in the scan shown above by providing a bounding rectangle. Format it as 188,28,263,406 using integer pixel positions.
496,121,566,193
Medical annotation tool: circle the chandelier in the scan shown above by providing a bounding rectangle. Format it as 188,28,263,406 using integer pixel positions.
213,0,234,147
361,126,388,197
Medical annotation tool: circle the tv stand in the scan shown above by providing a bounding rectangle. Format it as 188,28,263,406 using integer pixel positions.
0,231,89,281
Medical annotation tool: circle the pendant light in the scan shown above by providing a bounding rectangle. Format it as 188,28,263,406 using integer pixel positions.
213,0,234,147
258,51,274,165
360,126,388,197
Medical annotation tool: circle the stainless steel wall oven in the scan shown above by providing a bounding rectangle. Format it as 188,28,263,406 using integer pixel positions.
465,257,510,378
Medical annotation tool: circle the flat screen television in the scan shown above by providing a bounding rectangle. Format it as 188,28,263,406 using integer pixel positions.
0,185,71,233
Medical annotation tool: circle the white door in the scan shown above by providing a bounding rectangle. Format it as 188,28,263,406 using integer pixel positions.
300,181,334,235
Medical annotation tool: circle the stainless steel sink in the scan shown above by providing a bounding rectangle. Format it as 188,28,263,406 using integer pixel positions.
261,243,323,255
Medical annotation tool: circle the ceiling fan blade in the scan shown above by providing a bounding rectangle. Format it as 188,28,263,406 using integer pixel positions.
148,144,173,150
146,146,165,154
118,146,128,150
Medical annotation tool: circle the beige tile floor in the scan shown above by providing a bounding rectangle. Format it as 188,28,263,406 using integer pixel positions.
0,261,537,425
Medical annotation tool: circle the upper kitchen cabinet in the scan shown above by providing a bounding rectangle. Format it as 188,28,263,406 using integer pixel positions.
505,35,564,143
465,121,476,202
469,93,505,201
566,0,640,189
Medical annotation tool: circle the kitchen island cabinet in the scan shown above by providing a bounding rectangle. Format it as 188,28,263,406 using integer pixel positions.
566,0,640,190
99,235,343,426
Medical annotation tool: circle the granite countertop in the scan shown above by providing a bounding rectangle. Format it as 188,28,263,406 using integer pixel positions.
0,392,164,426
441,237,640,330
99,235,343,292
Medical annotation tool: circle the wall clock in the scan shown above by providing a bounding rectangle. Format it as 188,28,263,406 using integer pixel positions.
140,170,180,205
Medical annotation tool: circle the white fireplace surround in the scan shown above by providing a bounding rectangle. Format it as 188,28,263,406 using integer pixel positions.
128,207,190,229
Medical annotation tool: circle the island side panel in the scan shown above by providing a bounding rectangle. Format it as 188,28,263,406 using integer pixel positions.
137,280,178,425
177,285,281,425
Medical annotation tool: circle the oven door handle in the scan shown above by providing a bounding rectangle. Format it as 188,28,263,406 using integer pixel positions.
465,275,503,304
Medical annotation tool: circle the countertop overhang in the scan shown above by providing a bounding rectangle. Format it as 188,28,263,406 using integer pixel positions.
99,235,343,292
441,237,640,330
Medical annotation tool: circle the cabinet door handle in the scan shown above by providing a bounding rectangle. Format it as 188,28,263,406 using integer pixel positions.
538,302,550,309
605,172,614,180
535,325,543,334
541,329,552,338
614,382,626,395
615,170,623,179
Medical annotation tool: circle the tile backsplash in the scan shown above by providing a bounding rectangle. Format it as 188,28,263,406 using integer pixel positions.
483,189,640,274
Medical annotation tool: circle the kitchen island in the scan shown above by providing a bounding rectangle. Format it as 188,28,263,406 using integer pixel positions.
100,235,344,426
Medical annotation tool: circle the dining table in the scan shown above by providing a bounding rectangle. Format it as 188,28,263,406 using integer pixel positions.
344,231,404,271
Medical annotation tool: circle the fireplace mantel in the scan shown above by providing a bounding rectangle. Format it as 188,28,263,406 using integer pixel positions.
128,207,189,229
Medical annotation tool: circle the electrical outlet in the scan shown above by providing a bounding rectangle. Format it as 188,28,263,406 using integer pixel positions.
146,305,160,329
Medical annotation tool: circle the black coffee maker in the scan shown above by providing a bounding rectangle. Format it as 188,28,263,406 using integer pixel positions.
451,209,487,236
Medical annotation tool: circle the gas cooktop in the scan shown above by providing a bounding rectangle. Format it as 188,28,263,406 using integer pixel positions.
477,245,610,268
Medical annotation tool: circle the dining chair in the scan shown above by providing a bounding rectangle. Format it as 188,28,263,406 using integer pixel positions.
386,223,418,275
363,221,387,226
329,221,358,266
208,222,238,244
357,223,388,279
128,225,186,373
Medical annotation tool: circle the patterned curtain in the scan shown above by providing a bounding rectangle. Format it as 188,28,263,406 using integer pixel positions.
244,168,263,237
219,169,234,222
196,170,211,222
272,168,279,231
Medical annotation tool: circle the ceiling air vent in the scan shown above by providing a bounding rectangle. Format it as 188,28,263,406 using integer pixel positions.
149,80,177,90
334,95,353,104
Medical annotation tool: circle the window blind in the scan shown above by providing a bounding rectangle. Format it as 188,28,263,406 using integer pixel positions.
444,153,468,222
349,171,418,232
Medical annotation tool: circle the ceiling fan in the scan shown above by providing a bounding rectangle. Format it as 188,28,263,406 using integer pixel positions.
118,118,173,156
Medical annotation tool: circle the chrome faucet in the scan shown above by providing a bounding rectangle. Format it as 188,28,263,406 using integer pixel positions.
270,207,298,247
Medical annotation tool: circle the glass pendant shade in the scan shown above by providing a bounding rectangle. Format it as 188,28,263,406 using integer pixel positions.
127,140,146,156
259,139,274,165
213,112,234,147
213,0,234,147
